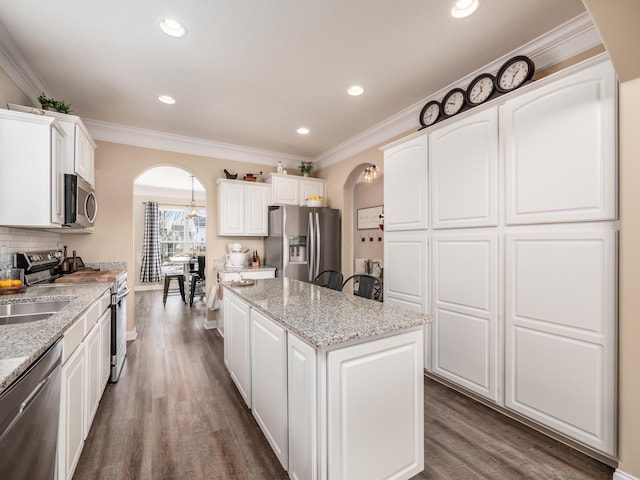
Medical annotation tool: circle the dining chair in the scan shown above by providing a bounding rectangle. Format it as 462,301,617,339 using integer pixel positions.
189,255,206,306
341,274,382,300
313,270,344,291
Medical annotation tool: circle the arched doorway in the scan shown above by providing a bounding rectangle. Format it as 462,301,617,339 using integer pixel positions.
341,163,384,280
133,166,206,292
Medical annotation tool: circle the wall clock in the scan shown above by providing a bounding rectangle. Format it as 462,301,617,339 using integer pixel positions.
419,100,441,128
441,88,465,117
465,73,495,106
495,55,535,93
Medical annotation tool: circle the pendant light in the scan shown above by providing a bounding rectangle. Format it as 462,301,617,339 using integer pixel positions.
187,176,199,219
363,165,378,183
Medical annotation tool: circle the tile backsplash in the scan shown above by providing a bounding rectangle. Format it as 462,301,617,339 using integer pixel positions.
0,227,62,267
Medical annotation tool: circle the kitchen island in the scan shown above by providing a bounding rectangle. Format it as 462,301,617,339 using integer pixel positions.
223,277,433,480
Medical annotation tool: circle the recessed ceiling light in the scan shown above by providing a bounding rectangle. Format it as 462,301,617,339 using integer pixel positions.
451,0,479,18
158,95,176,104
297,127,310,135
348,85,365,96
159,18,187,38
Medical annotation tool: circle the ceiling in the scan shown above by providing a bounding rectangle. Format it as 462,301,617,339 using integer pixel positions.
0,0,588,162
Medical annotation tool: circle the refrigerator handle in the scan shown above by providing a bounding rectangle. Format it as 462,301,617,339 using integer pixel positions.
315,212,321,280
308,212,315,282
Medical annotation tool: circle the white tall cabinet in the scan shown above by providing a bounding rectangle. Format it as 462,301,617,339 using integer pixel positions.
223,290,252,407
381,56,618,457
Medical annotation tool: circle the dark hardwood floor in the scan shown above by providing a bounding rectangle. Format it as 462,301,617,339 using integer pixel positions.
74,290,615,480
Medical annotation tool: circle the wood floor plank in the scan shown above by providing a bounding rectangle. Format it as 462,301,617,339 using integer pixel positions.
73,290,614,480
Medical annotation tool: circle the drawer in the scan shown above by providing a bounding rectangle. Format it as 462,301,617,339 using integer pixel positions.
62,314,86,364
99,290,112,315
242,270,276,280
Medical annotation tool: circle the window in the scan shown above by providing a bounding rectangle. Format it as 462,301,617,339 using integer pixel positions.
158,206,206,267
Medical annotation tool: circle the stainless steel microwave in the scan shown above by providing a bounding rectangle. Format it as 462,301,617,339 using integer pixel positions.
64,174,97,228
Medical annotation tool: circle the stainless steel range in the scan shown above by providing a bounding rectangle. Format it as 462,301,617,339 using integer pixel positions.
15,250,129,382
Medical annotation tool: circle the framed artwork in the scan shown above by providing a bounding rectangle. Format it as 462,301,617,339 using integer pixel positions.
357,205,383,230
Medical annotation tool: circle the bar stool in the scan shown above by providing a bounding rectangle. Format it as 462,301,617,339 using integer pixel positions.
163,273,186,305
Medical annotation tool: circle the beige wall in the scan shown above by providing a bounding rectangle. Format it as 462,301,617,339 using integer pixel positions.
0,68,30,110
60,141,273,332
353,180,384,263
617,77,640,477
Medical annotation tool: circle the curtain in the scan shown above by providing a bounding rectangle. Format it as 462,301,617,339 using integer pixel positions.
140,201,163,282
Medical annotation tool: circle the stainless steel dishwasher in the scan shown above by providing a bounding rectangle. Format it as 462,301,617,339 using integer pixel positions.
0,338,62,480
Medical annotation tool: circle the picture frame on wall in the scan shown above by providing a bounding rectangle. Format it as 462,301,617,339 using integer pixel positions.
357,205,383,230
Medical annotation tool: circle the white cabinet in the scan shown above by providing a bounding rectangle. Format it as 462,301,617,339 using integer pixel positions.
58,342,85,480
251,309,289,469
431,232,500,402
382,135,428,231
502,60,616,225
430,108,498,229
384,231,428,312
504,229,617,455
299,177,325,205
58,288,113,480
268,174,299,205
84,322,101,437
217,179,269,236
8,104,96,186
0,109,65,227
327,329,424,480
223,289,252,407
287,333,317,480
267,173,326,206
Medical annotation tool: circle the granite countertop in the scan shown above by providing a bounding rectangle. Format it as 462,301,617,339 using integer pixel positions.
0,282,113,394
224,277,434,349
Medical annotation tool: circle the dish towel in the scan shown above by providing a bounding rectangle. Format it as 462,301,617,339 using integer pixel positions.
208,280,220,310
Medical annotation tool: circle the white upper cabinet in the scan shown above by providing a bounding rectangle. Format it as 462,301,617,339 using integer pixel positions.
0,109,65,227
217,179,269,236
299,177,325,205
383,135,428,231
8,104,96,187
501,60,617,225
429,108,498,229
267,173,326,206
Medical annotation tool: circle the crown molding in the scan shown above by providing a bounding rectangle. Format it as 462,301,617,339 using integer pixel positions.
313,12,602,168
0,13,601,170
83,118,312,167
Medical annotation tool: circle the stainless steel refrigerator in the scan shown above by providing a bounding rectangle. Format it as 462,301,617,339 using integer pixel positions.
265,206,341,283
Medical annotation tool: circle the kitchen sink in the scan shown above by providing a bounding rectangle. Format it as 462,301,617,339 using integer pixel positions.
0,300,71,325
0,312,55,325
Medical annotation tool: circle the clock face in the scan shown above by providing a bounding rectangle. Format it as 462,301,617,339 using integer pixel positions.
419,101,441,127
496,56,535,93
442,89,465,117
466,74,495,106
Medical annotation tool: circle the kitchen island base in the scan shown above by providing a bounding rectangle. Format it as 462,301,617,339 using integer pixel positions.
223,281,428,480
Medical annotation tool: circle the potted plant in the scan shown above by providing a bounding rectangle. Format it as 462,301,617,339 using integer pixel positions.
299,161,313,177
37,93,71,114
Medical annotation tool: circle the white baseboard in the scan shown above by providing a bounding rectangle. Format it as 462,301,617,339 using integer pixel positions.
126,328,138,341
203,319,218,330
614,470,640,480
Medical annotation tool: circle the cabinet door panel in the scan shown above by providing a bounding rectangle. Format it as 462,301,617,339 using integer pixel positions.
251,309,289,469
246,184,269,235
430,108,498,229
505,229,617,455
502,61,616,225
431,234,499,401
288,334,317,480
218,182,246,235
383,231,428,311
299,179,325,205
272,176,299,205
327,330,423,480
383,135,428,231
227,292,252,407
59,343,85,480
85,323,101,437
99,308,111,389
